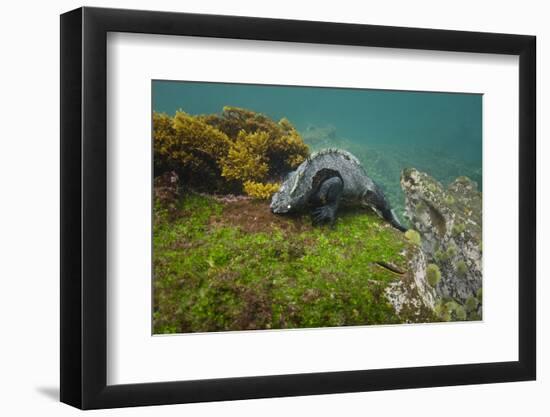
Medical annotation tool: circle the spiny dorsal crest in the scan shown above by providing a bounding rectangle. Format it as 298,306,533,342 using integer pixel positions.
290,148,361,194
306,148,361,165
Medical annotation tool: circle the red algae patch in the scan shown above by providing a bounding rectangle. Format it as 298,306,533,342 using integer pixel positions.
209,198,312,234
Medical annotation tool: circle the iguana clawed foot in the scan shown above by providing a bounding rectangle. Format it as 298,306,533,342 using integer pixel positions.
311,205,337,226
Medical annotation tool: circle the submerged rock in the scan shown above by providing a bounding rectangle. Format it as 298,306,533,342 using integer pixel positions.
384,244,437,323
400,168,482,311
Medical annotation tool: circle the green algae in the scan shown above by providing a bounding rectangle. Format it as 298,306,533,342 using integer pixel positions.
405,229,422,246
153,193,412,334
426,263,441,287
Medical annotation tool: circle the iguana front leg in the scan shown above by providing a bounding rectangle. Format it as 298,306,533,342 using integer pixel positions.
311,176,344,226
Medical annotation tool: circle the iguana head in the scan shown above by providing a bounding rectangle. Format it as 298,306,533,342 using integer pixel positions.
270,171,306,214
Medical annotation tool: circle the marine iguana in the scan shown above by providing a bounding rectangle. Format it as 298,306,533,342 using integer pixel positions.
270,149,406,231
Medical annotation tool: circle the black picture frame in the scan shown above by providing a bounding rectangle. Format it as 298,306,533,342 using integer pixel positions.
60,6,536,410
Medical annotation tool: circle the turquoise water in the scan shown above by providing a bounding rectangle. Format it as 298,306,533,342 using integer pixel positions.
152,80,482,222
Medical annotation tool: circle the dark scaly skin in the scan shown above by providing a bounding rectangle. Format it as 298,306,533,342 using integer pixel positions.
270,149,407,231
311,176,407,231
311,176,343,226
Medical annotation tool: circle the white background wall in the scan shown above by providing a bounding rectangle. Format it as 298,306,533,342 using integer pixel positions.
0,0,546,415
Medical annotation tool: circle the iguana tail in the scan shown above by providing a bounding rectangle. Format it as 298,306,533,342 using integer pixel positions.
382,208,407,232
367,185,408,232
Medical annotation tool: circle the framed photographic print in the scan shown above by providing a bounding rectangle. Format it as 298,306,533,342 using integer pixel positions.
60,6,536,409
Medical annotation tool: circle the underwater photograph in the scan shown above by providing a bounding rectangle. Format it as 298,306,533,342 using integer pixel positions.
152,80,483,334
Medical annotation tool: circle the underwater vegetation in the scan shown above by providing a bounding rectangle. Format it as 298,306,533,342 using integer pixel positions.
153,193,421,333
242,181,281,200
152,106,482,332
434,295,481,322
153,111,231,191
153,106,309,198
426,263,441,287
455,259,468,278
405,229,422,246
